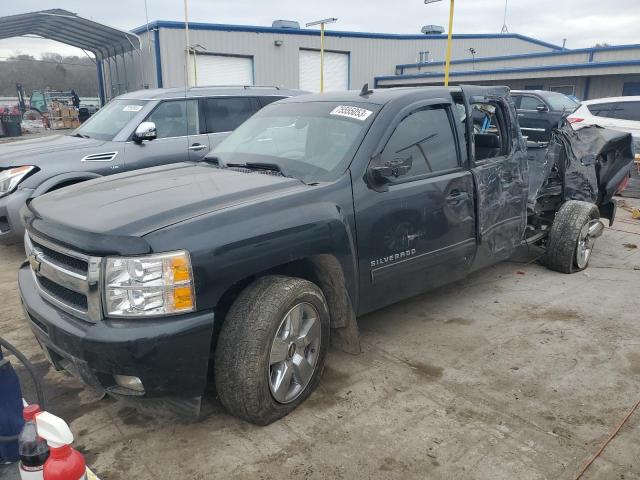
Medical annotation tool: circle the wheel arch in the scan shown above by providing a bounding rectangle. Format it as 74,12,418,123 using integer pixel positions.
213,254,361,355
31,172,102,197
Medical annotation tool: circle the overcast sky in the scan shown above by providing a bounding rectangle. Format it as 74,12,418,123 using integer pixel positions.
1,0,638,58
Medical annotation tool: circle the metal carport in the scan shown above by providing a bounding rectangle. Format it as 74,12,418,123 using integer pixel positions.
0,8,142,105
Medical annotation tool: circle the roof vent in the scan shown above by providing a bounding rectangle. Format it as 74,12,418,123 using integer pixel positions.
272,20,300,29
421,25,445,35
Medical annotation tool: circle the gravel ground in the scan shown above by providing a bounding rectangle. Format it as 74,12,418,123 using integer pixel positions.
1,198,639,480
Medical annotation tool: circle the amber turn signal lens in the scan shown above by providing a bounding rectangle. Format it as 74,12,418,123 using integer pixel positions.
171,256,192,283
172,286,194,310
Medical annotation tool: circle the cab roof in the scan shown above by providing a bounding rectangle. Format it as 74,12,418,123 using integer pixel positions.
279,86,466,106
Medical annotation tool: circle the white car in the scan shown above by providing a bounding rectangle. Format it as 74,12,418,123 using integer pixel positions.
568,96,640,156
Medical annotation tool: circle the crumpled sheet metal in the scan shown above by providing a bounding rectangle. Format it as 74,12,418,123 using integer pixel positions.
528,122,634,208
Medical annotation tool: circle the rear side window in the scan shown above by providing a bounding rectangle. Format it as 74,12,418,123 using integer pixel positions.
203,97,256,133
471,101,509,161
381,106,458,180
586,102,615,117
518,95,545,110
606,102,640,121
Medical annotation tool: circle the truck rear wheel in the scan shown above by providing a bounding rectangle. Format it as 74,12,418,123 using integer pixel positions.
214,275,330,425
546,201,602,273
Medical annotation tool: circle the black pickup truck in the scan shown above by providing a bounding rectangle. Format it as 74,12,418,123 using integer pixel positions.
18,86,633,425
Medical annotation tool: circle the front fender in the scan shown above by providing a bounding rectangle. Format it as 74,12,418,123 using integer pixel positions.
144,178,359,313
32,172,102,197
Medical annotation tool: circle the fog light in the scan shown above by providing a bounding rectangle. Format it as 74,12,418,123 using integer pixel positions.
113,374,145,393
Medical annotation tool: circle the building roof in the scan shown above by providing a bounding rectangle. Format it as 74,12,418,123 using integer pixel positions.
131,20,563,51
0,9,140,60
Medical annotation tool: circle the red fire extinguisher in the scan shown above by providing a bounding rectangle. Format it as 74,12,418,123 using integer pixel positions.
35,411,86,480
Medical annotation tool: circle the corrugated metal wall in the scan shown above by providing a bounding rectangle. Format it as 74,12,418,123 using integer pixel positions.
376,73,640,100
155,27,553,89
101,30,157,101
398,47,640,76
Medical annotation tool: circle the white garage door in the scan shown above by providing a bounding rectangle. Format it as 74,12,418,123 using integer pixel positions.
193,54,253,86
299,50,349,93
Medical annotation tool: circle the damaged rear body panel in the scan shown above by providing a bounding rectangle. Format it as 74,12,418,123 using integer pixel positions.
527,122,634,227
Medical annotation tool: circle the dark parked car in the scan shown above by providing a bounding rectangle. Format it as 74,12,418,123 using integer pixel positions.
18,86,633,425
0,86,306,245
511,90,579,142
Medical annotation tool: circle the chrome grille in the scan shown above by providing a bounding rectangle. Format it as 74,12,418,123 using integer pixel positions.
25,232,102,323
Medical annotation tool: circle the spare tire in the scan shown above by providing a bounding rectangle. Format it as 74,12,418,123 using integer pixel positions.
546,200,601,273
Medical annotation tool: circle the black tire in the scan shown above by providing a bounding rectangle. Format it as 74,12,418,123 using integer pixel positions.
214,275,330,425
546,200,600,273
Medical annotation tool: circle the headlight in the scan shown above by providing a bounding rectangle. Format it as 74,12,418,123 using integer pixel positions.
104,250,195,317
0,166,36,198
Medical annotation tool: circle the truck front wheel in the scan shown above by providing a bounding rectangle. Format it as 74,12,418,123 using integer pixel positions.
214,275,330,425
546,200,603,273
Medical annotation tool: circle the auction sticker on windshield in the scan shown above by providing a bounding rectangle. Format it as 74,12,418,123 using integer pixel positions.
123,105,144,112
330,105,373,121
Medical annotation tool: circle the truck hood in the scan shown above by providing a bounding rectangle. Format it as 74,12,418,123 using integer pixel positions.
0,134,107,166
28,162,306,242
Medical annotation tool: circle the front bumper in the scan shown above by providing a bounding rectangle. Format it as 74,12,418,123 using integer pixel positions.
18,265,215,401
0,188,32,245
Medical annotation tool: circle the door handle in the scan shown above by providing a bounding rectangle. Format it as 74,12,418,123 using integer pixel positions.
188,143,207,151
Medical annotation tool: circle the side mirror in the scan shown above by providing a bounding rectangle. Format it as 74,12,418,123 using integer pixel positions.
536,105,548,112
370,155,413,184
133,121,157,143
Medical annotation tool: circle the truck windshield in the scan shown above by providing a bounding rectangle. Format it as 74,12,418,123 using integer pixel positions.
543,92,579,112
213,101,379,182
73,99,149,141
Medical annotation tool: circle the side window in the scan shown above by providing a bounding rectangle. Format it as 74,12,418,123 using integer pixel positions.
381,106,459,181
519,95,545,110
204,97,256,134
586,102,614,117
511,95,522,109
146,100,198,139
259,96,286,107
471,102,509,161
606,102,640,121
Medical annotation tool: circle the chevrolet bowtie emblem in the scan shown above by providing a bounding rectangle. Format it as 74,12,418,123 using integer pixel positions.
28,250,43,274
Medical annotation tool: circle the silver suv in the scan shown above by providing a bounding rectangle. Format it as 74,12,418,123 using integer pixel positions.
0,86,307,244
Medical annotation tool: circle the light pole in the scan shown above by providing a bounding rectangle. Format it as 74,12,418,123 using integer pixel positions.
468,47,476,70
424,0,455,86
305,17,338,93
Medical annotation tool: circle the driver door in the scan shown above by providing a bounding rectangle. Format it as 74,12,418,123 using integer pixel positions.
353,99,477,314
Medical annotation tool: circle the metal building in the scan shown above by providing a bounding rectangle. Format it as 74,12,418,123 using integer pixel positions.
95,19,640,102
114,20,559,98
375,44,640,99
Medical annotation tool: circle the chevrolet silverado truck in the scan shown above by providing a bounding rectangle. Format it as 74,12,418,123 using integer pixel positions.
18,85,634,425
0,86,305,245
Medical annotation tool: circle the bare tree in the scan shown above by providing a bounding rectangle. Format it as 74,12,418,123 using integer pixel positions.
0,52,98,97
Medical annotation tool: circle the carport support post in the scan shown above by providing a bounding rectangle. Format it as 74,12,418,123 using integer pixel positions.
97,59,106,106
444,0,455,86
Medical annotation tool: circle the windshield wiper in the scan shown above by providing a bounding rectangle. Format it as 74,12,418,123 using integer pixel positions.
71,132,90,139
226,161,308,183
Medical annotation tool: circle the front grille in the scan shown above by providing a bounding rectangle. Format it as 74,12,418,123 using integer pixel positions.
25,232,102,323
31,239,88,274
38,276,89,311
